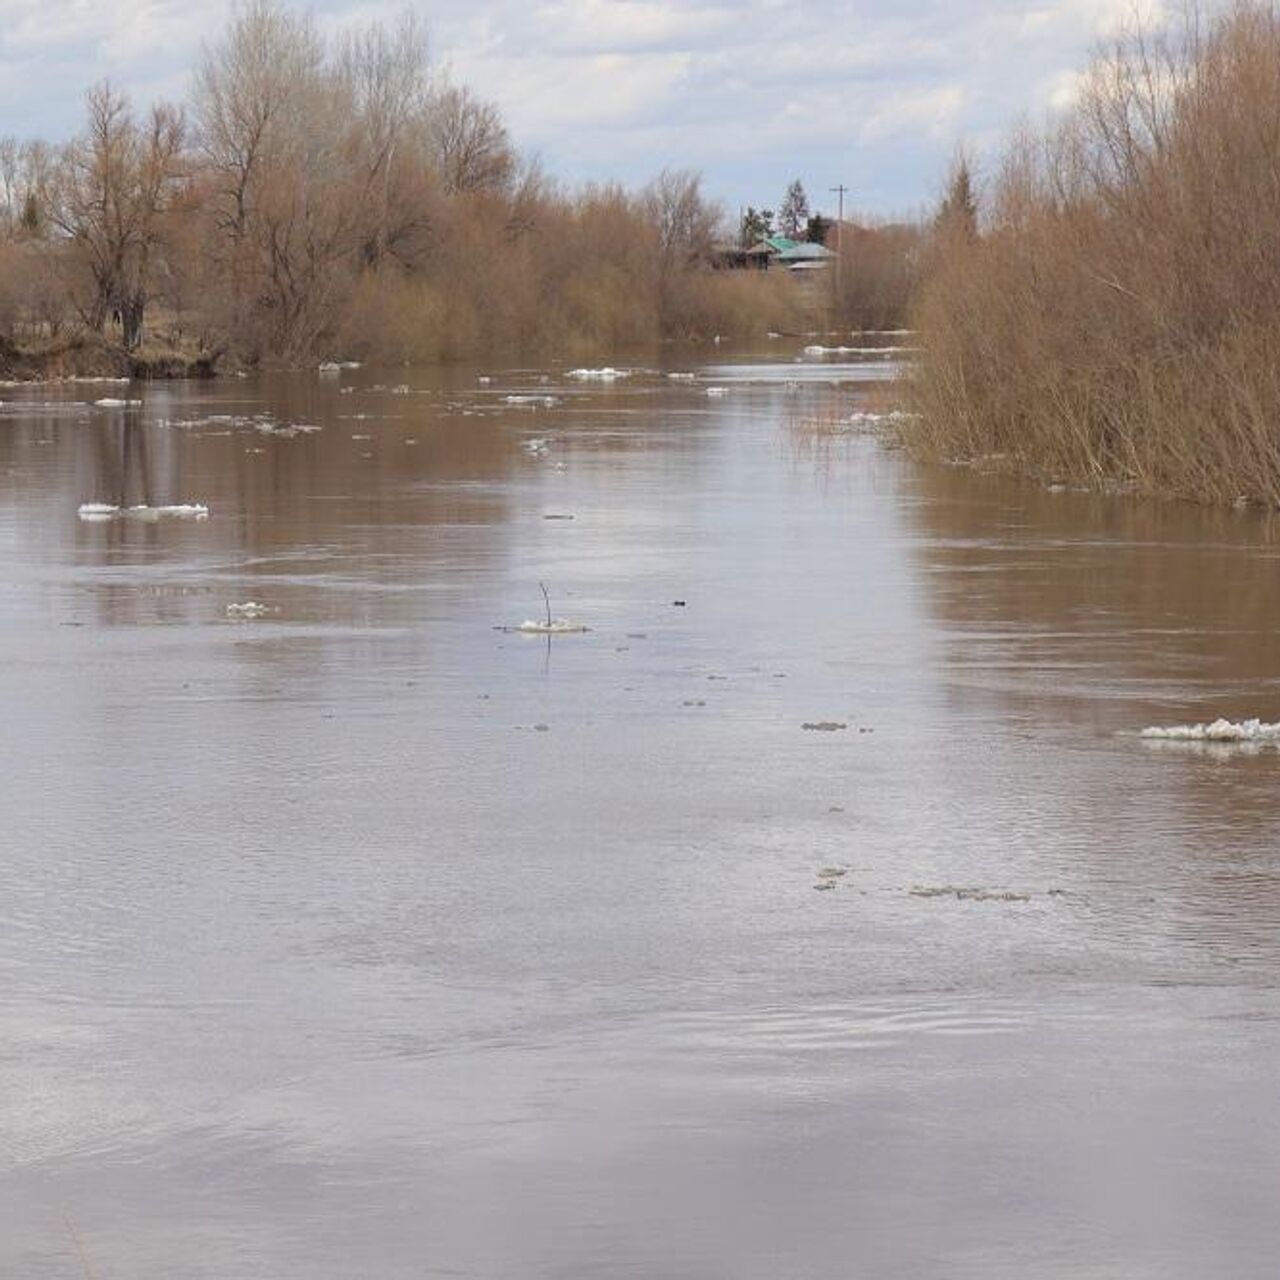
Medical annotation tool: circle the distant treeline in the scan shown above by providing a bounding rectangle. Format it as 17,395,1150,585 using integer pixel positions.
0,1,861,372
909,1,1280,506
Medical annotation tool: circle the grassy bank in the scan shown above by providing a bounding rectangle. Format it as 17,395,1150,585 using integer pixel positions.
0,332,220,382
907,2,1280,507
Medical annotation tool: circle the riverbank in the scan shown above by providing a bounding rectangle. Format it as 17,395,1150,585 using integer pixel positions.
0,333,221,383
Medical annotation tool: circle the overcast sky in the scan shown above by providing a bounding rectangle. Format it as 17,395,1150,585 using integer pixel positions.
0,0,1175,217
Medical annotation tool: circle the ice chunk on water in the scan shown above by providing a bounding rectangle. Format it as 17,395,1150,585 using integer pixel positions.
226,601,270,618
93,398,141,408
843,410,921,431
127,504,209,521
77,502,118,521
515,619,589,634
705,386,728,398
505,394,558,407
1140,717,1280,742
805,344,917,356
666,372,696,381
78,502,209,521
255,420,320,437
566,367,628,381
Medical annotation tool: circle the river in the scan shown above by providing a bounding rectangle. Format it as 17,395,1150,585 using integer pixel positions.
2,347,1279,1278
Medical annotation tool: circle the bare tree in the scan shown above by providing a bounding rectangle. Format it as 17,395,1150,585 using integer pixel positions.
337,8,432,265
644,168,718,267
193,0,324,246
47,84,185,348
426,83,515,196
641,169,721,335
194,0,363,355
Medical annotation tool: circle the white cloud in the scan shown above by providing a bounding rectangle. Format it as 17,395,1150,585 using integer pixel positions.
0,0,1232,210
859,85,967,144
530,0,735,54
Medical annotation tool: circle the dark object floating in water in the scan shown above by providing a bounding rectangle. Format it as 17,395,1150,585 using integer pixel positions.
672,600,687,606
802,721,847,732
910,885,1030,903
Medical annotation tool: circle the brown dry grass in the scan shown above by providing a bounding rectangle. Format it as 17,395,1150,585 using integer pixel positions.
908,2,1280,506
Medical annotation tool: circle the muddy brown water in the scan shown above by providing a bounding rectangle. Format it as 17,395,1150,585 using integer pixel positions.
2,350,1279,1278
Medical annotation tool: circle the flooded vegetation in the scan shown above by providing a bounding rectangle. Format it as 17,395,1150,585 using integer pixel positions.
911,3,1280,507
3,339,1280,1277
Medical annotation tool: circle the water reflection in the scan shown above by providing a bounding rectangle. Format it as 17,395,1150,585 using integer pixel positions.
2,354,1279,1279
901,460,1280,975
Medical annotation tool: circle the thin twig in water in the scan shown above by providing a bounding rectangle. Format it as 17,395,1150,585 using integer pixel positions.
63,1215,98,1280
539,581,552,629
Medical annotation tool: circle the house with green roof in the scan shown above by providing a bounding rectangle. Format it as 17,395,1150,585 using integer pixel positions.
714,233,836,272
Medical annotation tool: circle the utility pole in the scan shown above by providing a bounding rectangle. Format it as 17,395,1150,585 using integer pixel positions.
829,183,848,313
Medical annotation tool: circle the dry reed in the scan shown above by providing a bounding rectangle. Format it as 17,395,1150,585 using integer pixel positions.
908,2,1280,507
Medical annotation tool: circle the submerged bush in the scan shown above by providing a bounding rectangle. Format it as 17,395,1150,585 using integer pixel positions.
909,2,1280,505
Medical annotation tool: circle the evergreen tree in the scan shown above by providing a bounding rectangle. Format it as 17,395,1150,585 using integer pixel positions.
805,214,831,246
19,190,40,235
936,154,978,239
779,179,809,238
740,206,774,245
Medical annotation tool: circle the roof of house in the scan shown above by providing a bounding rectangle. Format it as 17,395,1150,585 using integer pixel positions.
776,242,836,262
765,235,798,252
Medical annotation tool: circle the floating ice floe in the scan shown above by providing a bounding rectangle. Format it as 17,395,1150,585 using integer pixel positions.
1140,718,1280,743
522,437,550,456
504,394,558,407
93,397,141,408
226,601,270,618
804,344,917,356
318,360,361,374
666,372,696,381
566,367,628,381
129,503,210,522
845,410,921,430
76,502,119,522
77,502,209,522
705,386,728,398
477,375,492,384
256,420,320,437
515,619,590,634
